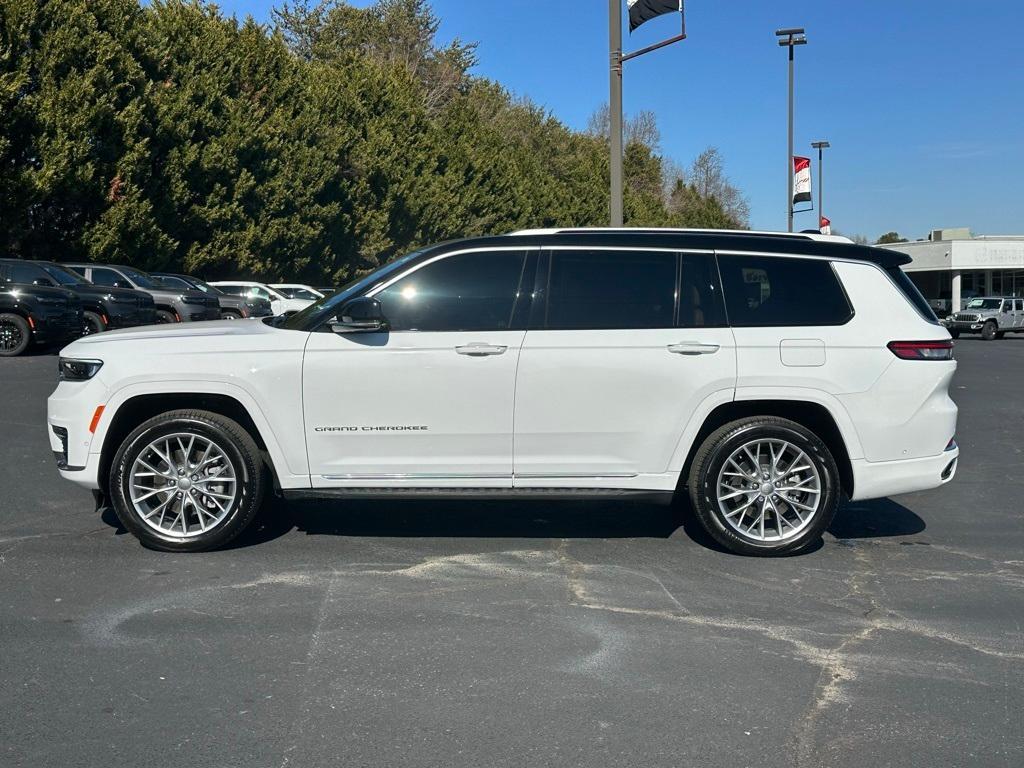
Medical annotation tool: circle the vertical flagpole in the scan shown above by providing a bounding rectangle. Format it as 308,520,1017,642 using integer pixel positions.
787,43,794,232
817,144,823,219
609,0,624,227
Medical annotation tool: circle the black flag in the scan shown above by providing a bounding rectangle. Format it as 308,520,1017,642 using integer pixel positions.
628,0,681,32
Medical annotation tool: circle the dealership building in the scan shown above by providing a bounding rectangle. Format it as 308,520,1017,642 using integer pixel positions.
882,228,1024,314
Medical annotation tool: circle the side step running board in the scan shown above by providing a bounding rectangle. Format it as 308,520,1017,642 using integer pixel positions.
283,488,675,503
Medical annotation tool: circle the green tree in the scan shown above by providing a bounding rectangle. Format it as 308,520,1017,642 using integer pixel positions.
876,231,907,244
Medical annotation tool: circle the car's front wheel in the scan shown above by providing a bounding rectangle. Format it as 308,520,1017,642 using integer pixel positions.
221,309,243,320
981,321,997,341
687,417,840,556
109,409,264,552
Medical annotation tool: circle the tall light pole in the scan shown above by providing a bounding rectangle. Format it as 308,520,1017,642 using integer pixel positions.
608,2,687,226
609,0,624,227
776,27,806,232
811,140,830,226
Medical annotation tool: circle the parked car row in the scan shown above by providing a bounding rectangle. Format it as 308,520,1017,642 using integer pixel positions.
0,257,326,356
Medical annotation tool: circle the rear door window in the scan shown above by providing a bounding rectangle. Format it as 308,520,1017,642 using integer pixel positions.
544,249,677,330
718,254,853,327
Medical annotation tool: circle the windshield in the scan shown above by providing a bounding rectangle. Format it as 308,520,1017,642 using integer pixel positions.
154,275,193,290
189,279,222,295
279,249,429,331
966,298,1002,309
39,263,88,286
276,286,321,300
120,267,159,289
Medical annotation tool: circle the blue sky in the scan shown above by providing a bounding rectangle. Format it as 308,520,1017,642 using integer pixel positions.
216,0,1022,240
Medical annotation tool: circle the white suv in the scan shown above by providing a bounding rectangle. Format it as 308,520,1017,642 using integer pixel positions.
48,229,959,555
208,281,313,316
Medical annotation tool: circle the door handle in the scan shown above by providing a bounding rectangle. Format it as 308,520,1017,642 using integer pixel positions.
667,342,720,355
455,343,508,356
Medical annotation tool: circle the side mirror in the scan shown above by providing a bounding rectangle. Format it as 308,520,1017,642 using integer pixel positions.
33,277,54,287
330,296,388,333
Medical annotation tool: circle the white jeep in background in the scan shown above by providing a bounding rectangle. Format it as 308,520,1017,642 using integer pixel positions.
946,297,1024,340
208,280,313,316
48,228,958,556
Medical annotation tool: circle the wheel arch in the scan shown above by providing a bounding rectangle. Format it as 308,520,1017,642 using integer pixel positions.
97,392,283,495
680,399,855,498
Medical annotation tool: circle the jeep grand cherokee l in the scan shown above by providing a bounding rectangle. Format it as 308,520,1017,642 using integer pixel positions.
150,273,273,320
1,281,82,356
48,229,959,555
0,259,156,335
62,263,220,323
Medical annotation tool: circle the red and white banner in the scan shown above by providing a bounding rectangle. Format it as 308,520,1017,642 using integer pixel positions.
819,216,831,236
793,156,812,205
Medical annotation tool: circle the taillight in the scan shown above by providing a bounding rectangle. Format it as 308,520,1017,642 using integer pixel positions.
887,340,954,360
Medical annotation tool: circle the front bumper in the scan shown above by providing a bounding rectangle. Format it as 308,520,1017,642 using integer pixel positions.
849,443,959,501
178,302,221,322
948,321,985,332
47,377,109,489
106,304,158,328
31,307,83,345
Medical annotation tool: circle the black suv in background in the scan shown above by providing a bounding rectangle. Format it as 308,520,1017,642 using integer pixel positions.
150,273,273,320
0,259,156,336
0,279,82,356
62,263,220,323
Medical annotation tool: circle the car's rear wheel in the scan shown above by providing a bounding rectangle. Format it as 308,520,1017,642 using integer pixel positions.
155,309,176,324
981,321,997,341
82,311,106,336
948,329,960,339
0,313,31,357
221,309,243,320
687,417,840,556
109,410,264,552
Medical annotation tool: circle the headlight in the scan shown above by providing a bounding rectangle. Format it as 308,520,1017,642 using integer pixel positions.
58,357,103,381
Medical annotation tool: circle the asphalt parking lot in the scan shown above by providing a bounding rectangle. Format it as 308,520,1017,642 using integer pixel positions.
2,340,1022,768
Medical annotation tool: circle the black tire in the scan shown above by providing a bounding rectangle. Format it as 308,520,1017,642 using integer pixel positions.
981,321,997,341
995,331,1006,340
0,312,31,357
220,309,243,320
687,416,840,556
948,329,960,339
82,310,106,336
109,409,265,552
155,309,177,324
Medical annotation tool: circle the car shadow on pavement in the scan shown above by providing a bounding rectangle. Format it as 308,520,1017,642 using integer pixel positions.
211,493,926,555
99,491,925,552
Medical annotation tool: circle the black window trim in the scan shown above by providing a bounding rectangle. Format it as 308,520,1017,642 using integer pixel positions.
713,249,856,328
361,245,539,334
536,245,726,332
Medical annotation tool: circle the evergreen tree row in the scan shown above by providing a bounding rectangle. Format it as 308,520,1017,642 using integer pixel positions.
0,0,747,283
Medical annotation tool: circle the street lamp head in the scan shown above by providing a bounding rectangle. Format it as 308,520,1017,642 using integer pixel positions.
775,27,805,36
811,141,831,149
777,34,807,47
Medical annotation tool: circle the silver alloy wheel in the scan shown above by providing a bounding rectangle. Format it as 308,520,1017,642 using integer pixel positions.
129,432,238,538
715,438,821,542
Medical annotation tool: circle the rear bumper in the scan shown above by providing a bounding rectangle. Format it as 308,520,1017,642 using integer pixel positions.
849,444,959,501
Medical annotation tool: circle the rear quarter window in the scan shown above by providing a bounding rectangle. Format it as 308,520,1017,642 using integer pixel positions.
884,266,939,323
718,254,852,327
